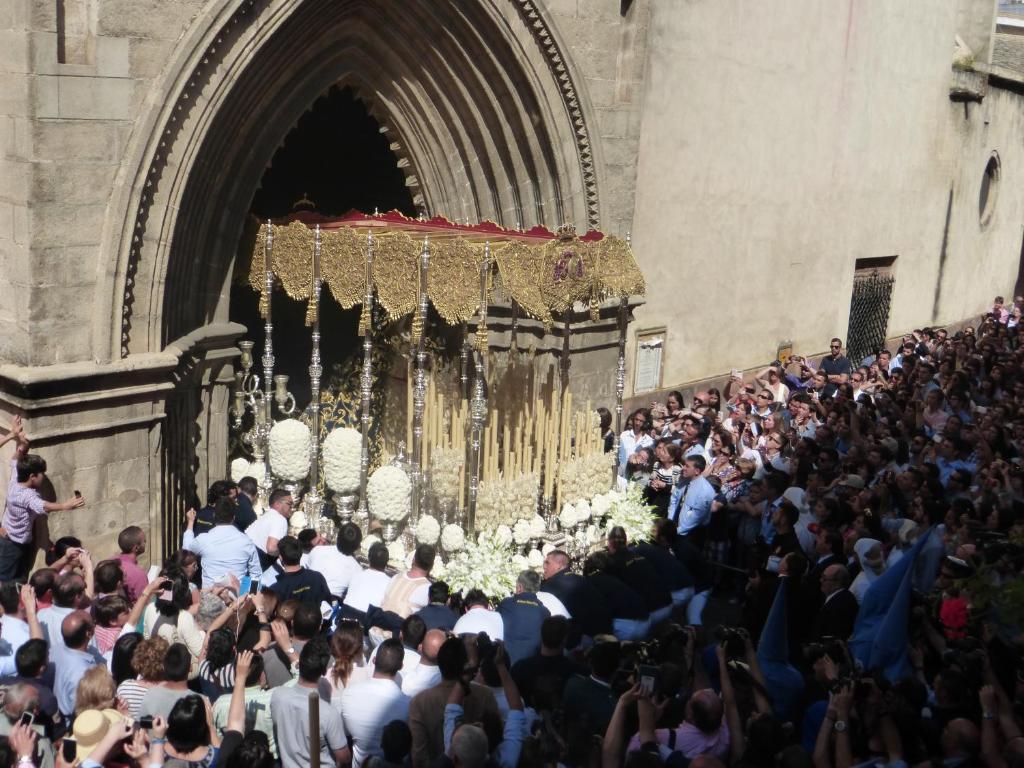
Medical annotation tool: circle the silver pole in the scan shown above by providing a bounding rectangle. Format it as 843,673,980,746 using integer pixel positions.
410,237,430,521
261,220,275,499
467,242,490,531
305,225,324,522
358,232,375,524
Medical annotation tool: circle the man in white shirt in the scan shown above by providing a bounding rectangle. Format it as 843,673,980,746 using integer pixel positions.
452,590,504,641
245,489,294,569
340,638,410,767
182,503,262,588
307,522,364,598
400,628,444,697
342,543,391,621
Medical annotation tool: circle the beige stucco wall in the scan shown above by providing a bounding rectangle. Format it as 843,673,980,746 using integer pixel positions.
628,0,1020,394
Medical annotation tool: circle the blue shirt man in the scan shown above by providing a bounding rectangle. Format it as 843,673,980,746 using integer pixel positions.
182,504,262,588
54,611,103,718
667,456,716,536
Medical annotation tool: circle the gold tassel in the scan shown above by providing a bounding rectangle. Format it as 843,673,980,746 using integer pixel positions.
589,296,600,322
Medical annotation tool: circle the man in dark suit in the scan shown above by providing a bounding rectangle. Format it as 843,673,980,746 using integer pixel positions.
413,581,458,632
813,564,858,640
803,527,844,611
540,550,612,643
562,639,621,739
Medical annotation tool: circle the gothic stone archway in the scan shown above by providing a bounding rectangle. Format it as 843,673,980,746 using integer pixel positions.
95,0,603,553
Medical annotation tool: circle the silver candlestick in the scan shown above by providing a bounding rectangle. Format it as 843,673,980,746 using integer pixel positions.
304,225,325,526
358,231,376,525
410,236,430,522
466,242,490,532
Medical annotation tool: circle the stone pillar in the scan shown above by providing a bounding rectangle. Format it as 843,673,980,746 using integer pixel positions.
0,321,244,565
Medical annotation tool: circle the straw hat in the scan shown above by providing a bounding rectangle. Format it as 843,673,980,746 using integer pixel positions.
72,708,126,761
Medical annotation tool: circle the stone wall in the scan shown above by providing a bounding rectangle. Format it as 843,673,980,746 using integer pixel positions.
626,0,1023,395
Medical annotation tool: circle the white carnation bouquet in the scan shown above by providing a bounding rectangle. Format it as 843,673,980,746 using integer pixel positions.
529,515,547,538
429,448,464,503
444,531,520,601
414,514,441,545
268,419,311,482
322,427,362,493
440,523,465,552
559,502,578,529
387,539,406,568
602,484,657,544
493,524,513,547
361,534,381,555
558,451,612,504
527,548,545,570
367,464,411,522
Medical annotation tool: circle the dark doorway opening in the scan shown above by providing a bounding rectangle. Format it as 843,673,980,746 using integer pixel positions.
231,86,416,411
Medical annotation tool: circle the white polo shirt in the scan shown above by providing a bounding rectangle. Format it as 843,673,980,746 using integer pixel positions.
245,508,289,554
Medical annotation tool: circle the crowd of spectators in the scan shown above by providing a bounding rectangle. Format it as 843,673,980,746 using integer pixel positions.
0,297,1021,768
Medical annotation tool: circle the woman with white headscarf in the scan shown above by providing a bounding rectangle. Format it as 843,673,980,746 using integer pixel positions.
850,538,886,604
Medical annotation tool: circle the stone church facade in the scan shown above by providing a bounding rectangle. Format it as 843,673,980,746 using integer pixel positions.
0,0,1020,558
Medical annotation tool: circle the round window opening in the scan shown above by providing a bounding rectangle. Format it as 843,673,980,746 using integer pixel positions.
979,151,1000,227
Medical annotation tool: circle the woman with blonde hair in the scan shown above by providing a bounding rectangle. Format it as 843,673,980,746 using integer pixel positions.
74,666,118,715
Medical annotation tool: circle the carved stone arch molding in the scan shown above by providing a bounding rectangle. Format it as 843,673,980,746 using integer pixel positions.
98,0,603,359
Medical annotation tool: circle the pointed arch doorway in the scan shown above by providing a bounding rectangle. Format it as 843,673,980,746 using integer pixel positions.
102,0,602,555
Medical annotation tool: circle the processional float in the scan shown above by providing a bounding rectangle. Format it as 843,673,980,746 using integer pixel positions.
230,210,645,569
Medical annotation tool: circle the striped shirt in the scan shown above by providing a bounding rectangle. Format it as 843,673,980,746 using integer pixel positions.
2,460,46,544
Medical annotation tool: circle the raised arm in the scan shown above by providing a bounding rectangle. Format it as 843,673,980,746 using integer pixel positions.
20,584,43,641
717,644,745,764
602,684,640,768
182,508,198,549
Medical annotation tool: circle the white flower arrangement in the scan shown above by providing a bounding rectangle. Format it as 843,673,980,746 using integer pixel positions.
558,451,612,504
527,548,545,570
511,553,529,572
444,531,520,601
542,542,556,555
289,508,308,532
475,472,540,531
440,524,465,552
559,503,578,529
367,465,411,522
230,457,250,484
322,428,361,493
591,492,612,519
512,519,533,545
602,484,657,544
493,524,513,548
387,540,406,568
268,419,311,482
529,515,547,538
361,534,381,555
432,557,447,579
429,448,464,503
414,514,441,545
574,499,592,523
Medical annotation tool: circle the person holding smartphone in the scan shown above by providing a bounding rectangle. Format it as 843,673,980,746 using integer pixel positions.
0,416,85,581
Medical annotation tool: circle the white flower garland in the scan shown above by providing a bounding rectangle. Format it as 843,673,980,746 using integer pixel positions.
414,514,441,545
367,465,411,522
268,419,311,482
322,428,362,493
444,532,519,601
440,524,465,552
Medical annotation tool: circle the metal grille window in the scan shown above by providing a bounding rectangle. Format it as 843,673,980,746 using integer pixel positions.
846,259,896,365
